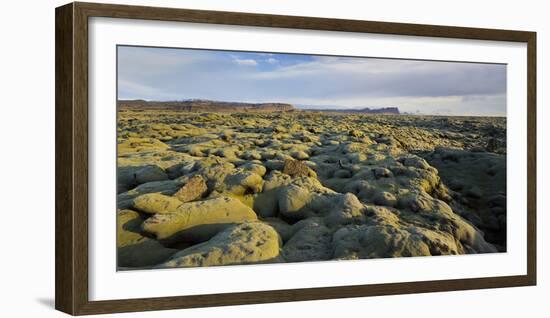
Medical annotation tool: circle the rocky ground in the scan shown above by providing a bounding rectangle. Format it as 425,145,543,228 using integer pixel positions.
116,110,506,269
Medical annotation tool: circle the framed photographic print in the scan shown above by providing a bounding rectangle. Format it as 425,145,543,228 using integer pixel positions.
55,2,537,315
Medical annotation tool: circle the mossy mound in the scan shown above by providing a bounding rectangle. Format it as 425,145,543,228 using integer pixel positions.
158,222,281,267
142,196,258,243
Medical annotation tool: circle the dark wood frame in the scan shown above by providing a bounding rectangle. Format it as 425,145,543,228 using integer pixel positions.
55,1,537,315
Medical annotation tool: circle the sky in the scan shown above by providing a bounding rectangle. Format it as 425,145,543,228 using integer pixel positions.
117,45,507,116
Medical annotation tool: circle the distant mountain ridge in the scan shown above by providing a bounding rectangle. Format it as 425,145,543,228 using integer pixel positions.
118,99,400,114
303,107,400,114
118,99,295,113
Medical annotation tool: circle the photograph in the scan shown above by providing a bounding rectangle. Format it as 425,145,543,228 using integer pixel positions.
115,45,507,270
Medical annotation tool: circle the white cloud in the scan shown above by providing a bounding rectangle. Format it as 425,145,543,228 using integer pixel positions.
247,56,505,100
233,58,258,66
250,57,454,79
118,79,160,97
118,47,210,74
266,58,279,64
118,79,182,100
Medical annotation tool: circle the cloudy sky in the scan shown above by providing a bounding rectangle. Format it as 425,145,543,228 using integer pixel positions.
118,45,506,116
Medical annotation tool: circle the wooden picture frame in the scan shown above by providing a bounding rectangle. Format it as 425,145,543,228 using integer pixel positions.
55,2,537,315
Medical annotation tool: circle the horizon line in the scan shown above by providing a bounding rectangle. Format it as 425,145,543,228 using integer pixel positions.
117,99,505,118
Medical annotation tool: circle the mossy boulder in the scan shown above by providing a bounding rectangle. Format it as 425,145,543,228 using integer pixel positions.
223,171,264,195
118,137,169,154
332,224,432,259
117,165,169,192
291,151,309,160
282,219,333,262
323,193,365,226
253,190,280,218
142,197,258,243
117,179,183,209
278,185,314,219
132,193,183,214
373,191,397,207
158,222,281,268
117,210,177,267
240,162,267,177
